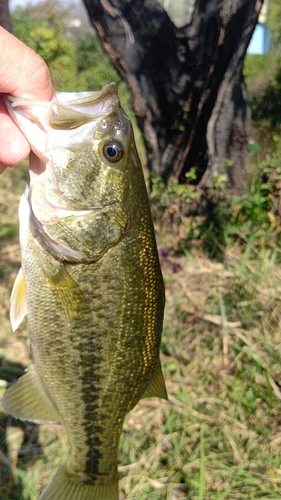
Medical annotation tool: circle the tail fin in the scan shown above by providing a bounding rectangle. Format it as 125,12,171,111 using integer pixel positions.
39,464,119,500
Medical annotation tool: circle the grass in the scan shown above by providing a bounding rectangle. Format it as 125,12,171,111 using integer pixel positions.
1,157,281,499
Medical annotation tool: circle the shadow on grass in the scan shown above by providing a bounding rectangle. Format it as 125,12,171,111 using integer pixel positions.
0,358,42,500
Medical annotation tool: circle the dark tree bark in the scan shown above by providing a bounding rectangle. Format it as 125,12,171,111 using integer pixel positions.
0,0,12,33
82,0,263,193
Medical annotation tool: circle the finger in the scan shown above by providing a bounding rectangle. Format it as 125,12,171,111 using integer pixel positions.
0,27,55,101
0,99,30,167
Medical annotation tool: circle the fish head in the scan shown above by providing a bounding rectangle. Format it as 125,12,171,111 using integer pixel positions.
6,83,140,262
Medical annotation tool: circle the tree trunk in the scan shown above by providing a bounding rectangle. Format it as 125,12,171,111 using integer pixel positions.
82,0,263,193
0,0,12,33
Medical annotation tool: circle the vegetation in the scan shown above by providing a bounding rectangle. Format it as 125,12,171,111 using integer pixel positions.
150,134,281,260
1,2,281,499
11,5,121,93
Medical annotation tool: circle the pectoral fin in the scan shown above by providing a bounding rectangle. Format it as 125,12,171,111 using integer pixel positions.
10,267,27,332
44,263,88,322
141,361,168,400
2,365,61,424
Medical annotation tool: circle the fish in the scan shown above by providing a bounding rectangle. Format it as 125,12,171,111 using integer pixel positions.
2,82,167,500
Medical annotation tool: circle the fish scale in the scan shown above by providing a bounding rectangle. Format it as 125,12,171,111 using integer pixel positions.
3,82,167,500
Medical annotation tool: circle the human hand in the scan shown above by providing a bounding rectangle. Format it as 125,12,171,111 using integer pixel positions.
0,27,55,173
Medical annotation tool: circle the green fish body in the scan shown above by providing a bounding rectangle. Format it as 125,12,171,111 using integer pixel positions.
3,83,166,500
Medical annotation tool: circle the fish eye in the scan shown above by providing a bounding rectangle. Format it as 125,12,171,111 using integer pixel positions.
102,141,124,163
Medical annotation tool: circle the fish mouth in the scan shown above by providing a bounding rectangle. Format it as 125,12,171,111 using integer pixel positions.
6,82,119,120
48,83,120,130
5,82,120,173
53,83,118,113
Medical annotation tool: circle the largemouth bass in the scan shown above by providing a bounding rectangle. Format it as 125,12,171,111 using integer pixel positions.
2,82,167,500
